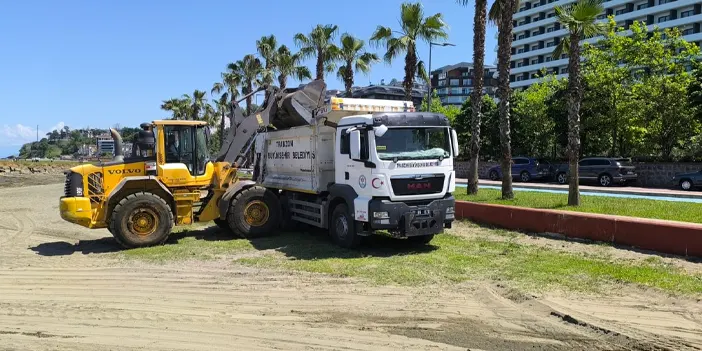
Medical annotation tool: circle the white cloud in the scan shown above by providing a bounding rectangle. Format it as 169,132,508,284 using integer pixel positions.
0,122,66,147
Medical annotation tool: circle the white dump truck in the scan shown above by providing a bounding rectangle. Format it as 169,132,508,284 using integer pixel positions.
248,86,459,248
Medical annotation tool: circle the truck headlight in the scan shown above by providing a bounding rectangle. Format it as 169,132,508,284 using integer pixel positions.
446,206,454,214
373,211,389,219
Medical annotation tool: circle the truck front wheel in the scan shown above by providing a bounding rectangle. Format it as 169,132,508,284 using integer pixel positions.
330,204,361,249
109,192,173,248
227,186,281,238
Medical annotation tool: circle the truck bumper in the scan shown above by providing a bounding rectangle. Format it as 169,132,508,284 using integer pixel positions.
59,197,93,228
368,195,455,237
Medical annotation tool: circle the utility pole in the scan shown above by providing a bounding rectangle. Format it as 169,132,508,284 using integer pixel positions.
427,42,456,111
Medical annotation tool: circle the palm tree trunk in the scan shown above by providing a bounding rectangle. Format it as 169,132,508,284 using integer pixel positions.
279,74,287,90
316,51,324,81
496,0,518,200
403,45,417,101
219,109,226,145
246,81,254,115
566,31,582,206
467,0,487,195
345,63,354,96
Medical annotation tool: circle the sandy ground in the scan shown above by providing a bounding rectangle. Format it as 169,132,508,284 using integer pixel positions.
1,175,701,350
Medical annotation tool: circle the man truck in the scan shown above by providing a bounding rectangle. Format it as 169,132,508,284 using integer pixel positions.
59,80,458,248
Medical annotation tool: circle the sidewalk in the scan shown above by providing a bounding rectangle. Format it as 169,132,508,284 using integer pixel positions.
456,178,702,200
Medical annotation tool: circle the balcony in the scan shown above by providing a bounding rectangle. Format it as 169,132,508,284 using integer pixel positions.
513,28,567,47
515,0,574,19
614,0,701,22
511,73,568,88
510,57,569,75
514,16,558,33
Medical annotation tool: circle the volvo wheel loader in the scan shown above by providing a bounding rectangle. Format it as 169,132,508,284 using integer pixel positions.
59,79,458,249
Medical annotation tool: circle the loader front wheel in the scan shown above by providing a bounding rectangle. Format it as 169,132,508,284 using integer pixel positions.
110,192,173,248
227,186,280,238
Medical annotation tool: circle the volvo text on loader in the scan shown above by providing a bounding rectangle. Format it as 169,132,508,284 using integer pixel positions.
59,80,458,249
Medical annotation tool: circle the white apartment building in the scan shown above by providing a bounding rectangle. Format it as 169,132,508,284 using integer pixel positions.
510,0,702,88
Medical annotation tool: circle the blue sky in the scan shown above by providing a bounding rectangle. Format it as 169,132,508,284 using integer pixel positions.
0,0,498,157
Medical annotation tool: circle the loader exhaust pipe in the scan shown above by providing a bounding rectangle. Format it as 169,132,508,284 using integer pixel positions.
109,128,124,162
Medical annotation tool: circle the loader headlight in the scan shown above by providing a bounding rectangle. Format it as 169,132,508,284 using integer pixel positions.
76,187,83,196
373,211,389,219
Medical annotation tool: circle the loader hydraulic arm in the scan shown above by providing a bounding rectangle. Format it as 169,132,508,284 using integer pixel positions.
214,79,327,167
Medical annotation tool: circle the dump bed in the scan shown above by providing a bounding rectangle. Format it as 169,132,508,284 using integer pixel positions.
255,124,336,194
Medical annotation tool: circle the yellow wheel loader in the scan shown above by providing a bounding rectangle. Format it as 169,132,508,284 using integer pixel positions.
59,81,325,248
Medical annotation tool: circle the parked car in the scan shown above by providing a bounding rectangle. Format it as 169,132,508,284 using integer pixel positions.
554,157,638,187
487,157,555,182
672,169,702,191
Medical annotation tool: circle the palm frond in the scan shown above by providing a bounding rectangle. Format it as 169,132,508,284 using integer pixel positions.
552,37,569,60
417,60,429,85
294,66,312,81
370,26,393,47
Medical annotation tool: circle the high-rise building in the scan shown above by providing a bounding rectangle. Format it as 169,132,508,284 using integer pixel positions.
429,62,499,106
510,0,702,88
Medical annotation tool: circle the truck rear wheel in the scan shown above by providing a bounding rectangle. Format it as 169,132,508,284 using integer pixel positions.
227,186,280,238
330,204,361,249
109,192,173,248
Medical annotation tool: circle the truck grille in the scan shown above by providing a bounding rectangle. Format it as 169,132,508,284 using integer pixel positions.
64,172,71,197
87,172,104,203
391,174,445,196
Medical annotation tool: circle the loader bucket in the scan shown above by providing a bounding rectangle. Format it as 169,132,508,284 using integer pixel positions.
271,79,327,129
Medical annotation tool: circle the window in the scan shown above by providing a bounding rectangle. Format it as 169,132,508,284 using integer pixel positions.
437,88,448,95
531,59,538,64
462,88,472,94
516,76,524,81
449,87,462,94
518,21,527,26
547,12,555,18
597,14,606,19
464,78,473,85
615,9,626,15
461,71,470,77
637,3,648,10
546,57,553,62
449,79,460,86
438,79,446,86
518,34,526,40
560,67,567,74
533,2,540,7
658,0,673,4
339,128,349,154
519,6,527,12
683,28,694,35
163,125,210,176
531,73,539,79
518,48,525,53
513,158,530,165
532,45,539,50
658,15,669,23
681,10,694,18
532,30,540,36
438,72,447,79
561,54,567,59
547,26,555,32
547,42,555,47
578,159,594,167
517,62,524,67
533,17,540,22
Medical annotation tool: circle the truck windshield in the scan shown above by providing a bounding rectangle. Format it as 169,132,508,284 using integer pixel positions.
375,127,450,161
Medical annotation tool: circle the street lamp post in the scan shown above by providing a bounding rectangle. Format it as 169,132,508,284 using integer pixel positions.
427,42,456,111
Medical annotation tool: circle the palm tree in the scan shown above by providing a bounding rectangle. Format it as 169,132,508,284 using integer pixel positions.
370,2,448,101
489,0,519,199
182,90,208,121
274,45,312,89
553,0,606,206
457,0,488,195
294,24,340,81
211,69,241,143
336,33,379,96
228,55,263,115
256,35,278,85
160,98,190,120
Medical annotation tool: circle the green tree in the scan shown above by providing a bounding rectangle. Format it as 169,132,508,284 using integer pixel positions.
294,24,340,81
160,98,191,120
455,95,500,160
552,0,606,205
457,0,488,194
228,55,264,115
489,0,519,199
274,45,311,89
336,33,379,96
212,67,242,142
370,2,448,101
419,90,461,124
256,35,278,85
182,90,208,121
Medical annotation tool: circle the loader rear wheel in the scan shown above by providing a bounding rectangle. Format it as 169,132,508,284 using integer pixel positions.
227,186,280,238
110,192,173,249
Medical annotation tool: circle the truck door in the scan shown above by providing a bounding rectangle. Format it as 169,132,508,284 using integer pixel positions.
339,127,373,222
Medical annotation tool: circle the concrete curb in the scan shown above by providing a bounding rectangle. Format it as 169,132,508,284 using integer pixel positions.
455,201,702,257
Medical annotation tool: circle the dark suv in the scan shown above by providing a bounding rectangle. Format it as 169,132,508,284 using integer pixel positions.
555,157,637,186
487,157,556,182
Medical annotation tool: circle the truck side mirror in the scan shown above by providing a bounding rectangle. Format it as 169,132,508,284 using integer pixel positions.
451,129,459,157
349,130,362,161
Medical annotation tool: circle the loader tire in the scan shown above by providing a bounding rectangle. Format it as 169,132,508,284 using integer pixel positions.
227,186,280,238
213,218,230,232
109,192,173,249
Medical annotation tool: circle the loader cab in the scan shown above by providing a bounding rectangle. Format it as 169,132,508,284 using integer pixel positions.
153,120,214,187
